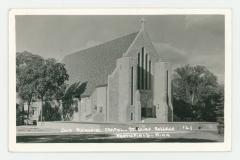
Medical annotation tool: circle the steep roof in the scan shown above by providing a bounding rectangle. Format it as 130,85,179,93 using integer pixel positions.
62,32,139,96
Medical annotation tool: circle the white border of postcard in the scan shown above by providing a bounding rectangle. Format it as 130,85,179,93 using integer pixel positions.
9,8,232,152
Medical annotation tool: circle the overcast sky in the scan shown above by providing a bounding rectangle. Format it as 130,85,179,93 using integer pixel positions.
16,15,225,84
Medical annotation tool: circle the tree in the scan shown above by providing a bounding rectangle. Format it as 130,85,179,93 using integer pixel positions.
172,65,221,121
42,101,62,121
34,58,69,121
16,51,44,120
62,81,87,120
16,104,24,126
16,51,88,122
17,51,69,122
215,85,224,124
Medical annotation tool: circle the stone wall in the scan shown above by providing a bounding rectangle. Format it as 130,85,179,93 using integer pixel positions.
92,86,107,122
78,97,91,121
107,64,120,122
73,86,107,122
134,90,142,121
107,56,138,122
153,62,173,122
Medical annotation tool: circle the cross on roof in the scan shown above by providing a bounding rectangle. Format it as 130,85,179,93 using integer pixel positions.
140,17,145,31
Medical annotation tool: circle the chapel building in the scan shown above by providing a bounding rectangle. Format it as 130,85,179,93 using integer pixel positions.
63,20,173,123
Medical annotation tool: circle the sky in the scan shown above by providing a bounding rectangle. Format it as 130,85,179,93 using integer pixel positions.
16,15,225,84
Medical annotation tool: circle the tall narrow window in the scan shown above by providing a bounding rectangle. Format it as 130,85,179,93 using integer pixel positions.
137,53,140,90
131,66,134,105
131,113,133,120
141,47,144,90
145,54,148,90
149,60,151,90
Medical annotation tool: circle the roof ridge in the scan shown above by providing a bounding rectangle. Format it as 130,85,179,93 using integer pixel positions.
65,31,139,58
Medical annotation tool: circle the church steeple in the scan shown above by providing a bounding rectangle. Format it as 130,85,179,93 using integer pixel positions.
140,17,145,31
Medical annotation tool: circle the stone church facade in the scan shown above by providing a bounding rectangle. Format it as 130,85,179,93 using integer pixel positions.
63,21,173,123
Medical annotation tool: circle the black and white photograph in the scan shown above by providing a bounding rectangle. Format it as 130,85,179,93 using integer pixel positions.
8,9,231,152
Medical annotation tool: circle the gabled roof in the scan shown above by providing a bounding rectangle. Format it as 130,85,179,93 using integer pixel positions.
62,32,139,96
